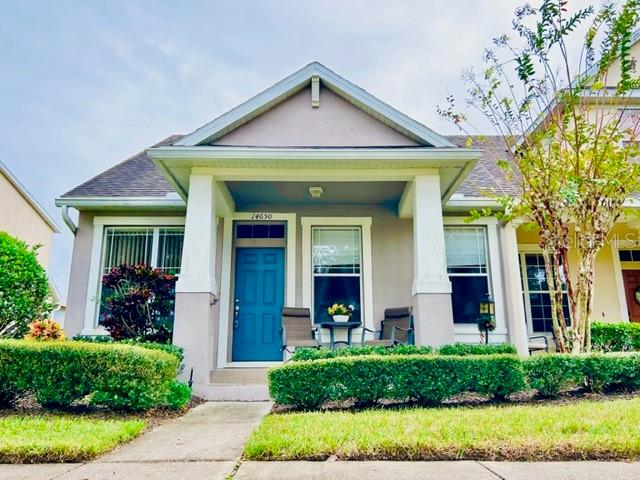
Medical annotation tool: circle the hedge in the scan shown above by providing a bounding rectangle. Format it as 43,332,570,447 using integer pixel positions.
0,340,189,411
72,335,184,362
591,322,640,352
290,343,516,362
270,352,640,408
269,354,526,409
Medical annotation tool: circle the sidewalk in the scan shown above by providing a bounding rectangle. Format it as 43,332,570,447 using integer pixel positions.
1,402,639,480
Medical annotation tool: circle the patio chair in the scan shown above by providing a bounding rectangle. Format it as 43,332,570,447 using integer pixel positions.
281,307,322,353
361,306,414,346
528,335,550,354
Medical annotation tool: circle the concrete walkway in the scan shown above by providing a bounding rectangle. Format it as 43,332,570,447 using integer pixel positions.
233,460,640,479
2,402,640,479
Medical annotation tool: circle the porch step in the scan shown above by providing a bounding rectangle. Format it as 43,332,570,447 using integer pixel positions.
210,368,268,385
196,383,270,401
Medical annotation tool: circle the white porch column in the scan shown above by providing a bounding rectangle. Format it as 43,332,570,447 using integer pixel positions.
173,174,220,387
411,175,454,346
499,222,529,355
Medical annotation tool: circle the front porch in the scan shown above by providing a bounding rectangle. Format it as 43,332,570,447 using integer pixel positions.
146,146,530,398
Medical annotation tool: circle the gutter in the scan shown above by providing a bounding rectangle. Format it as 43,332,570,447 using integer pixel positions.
60,205,77,234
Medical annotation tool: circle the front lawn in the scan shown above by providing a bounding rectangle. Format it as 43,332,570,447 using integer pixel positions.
0,414,146,463
245,397,640,461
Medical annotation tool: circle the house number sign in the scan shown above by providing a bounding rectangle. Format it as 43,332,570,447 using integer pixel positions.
250,212,273,221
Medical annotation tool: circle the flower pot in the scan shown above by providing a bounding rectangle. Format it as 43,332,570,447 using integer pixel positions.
332,315,350,322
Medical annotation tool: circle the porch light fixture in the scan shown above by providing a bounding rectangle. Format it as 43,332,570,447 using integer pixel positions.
477,293,496,345
308,186,324,198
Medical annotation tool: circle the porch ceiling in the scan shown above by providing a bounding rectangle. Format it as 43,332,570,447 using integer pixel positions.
226,181,406,208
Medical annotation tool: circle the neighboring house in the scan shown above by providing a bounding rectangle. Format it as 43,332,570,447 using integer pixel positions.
56,60,640,400
0,160,59,268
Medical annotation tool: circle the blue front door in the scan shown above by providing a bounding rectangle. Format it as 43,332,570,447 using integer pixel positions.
232,247,285,361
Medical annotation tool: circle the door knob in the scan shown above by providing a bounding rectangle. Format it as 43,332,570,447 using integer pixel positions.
233,299,240,328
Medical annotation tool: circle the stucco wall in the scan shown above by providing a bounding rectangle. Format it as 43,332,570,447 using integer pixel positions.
0,170,55,268
212,85,419,147
516,222,638,324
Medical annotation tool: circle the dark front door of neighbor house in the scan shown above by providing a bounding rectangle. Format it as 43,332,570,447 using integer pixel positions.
623,270,640,323
232,247,285,361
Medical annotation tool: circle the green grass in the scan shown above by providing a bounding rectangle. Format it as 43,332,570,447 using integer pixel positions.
245,397,640,461
0,414,146,463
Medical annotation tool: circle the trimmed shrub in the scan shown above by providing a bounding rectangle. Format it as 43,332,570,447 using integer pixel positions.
524,354,584,397
581,353,640,393
291,344,433,362
0,340,183,410
591,322,640,352
269,354,525,409
0,231,54,338
72,336,184,363
437,343,517,356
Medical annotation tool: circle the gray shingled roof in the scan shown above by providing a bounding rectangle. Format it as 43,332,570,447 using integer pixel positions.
448,136,519,197
61,135,511,200
61,135,183,198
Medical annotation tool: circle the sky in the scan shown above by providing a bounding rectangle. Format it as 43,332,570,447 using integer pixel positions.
0,0,588,299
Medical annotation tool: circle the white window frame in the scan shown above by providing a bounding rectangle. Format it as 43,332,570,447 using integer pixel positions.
82,216,186,335
443,217,507,343
311,225,364,324
517,244,569,336
302,217,373,331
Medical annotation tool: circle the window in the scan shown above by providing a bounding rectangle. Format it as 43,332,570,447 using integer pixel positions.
98,226,185,321
312,227,362,323
520,253,570,334
444,226,490,324
619,250,640,262
236,223,285,239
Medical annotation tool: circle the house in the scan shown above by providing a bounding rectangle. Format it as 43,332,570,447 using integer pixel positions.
56,62,640,400
0,160,63,322
1,160,59,268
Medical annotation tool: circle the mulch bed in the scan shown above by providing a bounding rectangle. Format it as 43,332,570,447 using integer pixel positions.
0,394,205,431
270,389,640,414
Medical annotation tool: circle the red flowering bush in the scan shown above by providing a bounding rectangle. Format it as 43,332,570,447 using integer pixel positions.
100,264,176,343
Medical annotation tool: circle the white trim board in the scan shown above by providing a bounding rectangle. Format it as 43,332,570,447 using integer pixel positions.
82,216,186,335
301,217,374,332
217,212,297,368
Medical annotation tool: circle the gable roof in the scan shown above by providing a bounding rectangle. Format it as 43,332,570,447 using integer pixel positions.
0,160,59,232
175,62,455,148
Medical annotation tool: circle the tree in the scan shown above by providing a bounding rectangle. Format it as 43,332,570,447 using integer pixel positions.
100,264,177,343
439,0,640,352
0,231,54,337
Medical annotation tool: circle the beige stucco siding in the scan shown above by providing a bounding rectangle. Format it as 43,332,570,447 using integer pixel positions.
516,222,636,323
0,170,55,267
213,86,420,147
64,211,95,335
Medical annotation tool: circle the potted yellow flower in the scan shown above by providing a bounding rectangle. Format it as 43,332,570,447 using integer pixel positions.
327,303,353,322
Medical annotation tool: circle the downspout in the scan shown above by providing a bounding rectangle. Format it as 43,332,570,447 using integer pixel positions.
60,205,77,235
